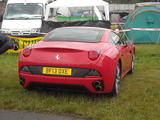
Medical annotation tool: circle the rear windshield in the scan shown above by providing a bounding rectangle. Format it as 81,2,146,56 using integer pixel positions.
44,28,104,42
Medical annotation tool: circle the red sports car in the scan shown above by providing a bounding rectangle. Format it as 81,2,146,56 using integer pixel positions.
18,27,135,96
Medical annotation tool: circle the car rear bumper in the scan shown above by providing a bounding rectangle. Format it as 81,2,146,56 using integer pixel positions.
19,72,111,94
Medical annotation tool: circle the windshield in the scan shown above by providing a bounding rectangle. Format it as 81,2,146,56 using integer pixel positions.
4,3,43,20
44,28,104,43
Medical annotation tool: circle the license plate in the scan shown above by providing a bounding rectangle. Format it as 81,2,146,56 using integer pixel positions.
42,67,72,76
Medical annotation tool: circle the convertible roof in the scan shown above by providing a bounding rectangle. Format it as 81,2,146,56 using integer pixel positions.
47,0,109,8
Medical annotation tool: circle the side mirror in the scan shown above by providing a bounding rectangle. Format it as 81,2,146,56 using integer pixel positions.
126,40,133,45
123,40,133,47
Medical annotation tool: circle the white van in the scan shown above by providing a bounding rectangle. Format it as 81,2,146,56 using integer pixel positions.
1,0,53,36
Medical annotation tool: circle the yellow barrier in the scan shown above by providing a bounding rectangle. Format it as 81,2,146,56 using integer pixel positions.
7,36,44,53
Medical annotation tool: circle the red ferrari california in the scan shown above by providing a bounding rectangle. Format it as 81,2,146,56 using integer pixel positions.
18,27,135,96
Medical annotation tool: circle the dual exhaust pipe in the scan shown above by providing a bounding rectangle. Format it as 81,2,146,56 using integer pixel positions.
19,76,25,86
92,80,104,91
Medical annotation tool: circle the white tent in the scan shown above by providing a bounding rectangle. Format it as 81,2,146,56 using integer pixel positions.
45,0,109,21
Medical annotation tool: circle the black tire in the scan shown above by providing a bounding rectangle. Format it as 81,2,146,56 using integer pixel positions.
110,62,121,96
128,54,135,74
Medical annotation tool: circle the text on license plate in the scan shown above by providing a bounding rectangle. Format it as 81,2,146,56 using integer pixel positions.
42,67,72,76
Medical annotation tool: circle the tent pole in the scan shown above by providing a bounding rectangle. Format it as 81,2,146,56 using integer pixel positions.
92,6,94,21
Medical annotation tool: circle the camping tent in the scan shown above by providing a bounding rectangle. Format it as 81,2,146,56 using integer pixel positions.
124,3,160,43
44,0,109,21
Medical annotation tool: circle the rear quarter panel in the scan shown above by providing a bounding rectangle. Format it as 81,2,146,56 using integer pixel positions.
95,44,120,92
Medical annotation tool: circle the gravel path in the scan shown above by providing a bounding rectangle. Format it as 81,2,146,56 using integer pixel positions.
0,110,92,120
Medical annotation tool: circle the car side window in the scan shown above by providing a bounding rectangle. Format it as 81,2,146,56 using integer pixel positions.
108,32,122,45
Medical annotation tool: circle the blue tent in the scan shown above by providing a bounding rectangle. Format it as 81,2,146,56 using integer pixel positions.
124,4,160,43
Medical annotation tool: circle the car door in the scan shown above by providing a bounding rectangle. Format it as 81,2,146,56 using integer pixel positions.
124,40,134,71
119,34,134,72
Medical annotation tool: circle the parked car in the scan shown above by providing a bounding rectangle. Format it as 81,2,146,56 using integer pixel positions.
18,27,135,96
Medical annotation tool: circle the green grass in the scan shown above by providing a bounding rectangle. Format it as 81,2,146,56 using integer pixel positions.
0,44,160,120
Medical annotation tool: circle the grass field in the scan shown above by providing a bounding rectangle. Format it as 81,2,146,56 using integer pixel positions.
0,44,160,120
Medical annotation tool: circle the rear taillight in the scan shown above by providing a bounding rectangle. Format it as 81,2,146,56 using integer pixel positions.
88,50,101,60
23,48,32,57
